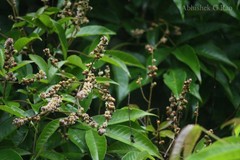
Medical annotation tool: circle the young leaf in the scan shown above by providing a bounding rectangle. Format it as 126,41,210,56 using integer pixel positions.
173,0,186,19
85,130,107,160
74,25,116,37
67,55,86,70
105,50,145,69
36,119,60,153
170,125,202,160
0,49,4,70
163,69,187,98
0,149,23,160
14,34,41,51
9,61,33,72
29,54,48,73
96,77,119,86
172,45,201,82
106,125,162,159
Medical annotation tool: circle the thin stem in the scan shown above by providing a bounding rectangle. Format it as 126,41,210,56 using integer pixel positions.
139,85,149,103
164,139,175,158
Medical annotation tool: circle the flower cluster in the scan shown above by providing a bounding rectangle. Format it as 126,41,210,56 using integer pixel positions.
165,78,192,134
204,129,213,146
21,70,47,85
40,78,75,98
131,28,145,38
43,48,59,67
90,36,108,59
58,0,92,28
4,38,17,70
41,95,62,113
13,115,41,127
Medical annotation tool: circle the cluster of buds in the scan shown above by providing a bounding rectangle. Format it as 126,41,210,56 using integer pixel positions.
4,72,17,81
40,78,75,98
145,44,154,54
13,115,41,127
58,0,92,28
173,26,182,36
41,95,62,113
90,36,108,59
21,70,46,85
131,28,145,38
165,79,192,134
204,129,213,146
60,112,79,126
4,38,17,70
43,48,59,67
147,62,158,78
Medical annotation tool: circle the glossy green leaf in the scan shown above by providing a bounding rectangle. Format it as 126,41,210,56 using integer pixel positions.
0,49,4,70
29,54,48,73
40,150,65,160
74,25,115,37
36,119,60,153
108,141,139,154
0,149,23,160
170,125,202,160
173,45,201,82
52,20,68,59
173,0,186,19
109,107,156,125
14,34,41,51
0,117,17,142
160,130,175,139
67,55,86,70
196,43,237,68
68,128,87,153
0,105,27,117
105,50,145,69
96,77,119,85
38,14,53,28
122,151,154,160
85,130,107,160
106,125,162,159
101,55,130,76
9,60,33,72
163,69,187,98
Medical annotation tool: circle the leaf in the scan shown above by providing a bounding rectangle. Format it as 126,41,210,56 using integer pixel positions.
40,150,65,160
106,125,162,159
160,130,175,139
29,54,48,73
163,69,187,98
36,119,60,153
96,77,119,85
0,49,4,70
190,83,202,102
0,105,27,117
112,66,129,104
85,130,107,160
122,151,154,160
159,121,172,130
38,14,53,28
108,141,139,154
196,43,237,68
52,20,68,59
170,125,202,160
48,61,66,81
9,60,33,72
101,55,130,76
74,25,115,37
67,55,86,70
173,0,186,19
0,117,17,142
0,149,23,160
14,34,41,51
109,107,156,125
68,128,87,153
172,45,201,82
105,50,145,69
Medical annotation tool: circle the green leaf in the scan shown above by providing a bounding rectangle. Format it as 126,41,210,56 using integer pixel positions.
40,150,65,160
96,77,119,85
0,49,4,70
170,125,202,160
9,60,33,72
172,45,201,82
67,55,86,70
85,130,107,160
68,128,87,153
108,141,139,154
52,20,68,59
0,117,17,142
14,34,41,51
173,0,186,19
160,130,175,139
48,61,66,81
122,151,154,160
196,43,237,68
190,83,202,102
36,119,60,153
74,25,115,37
29,54,48,73
109,107,156,125
38,14,53,28
105,50,145,69
0,105,27,117
163,69,187,98
101,55,130,76
0,149,23,160
106,125,162,159
159,121,172,130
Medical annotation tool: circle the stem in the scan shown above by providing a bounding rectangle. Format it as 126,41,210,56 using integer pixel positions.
164,139,175,158
139,85,149,103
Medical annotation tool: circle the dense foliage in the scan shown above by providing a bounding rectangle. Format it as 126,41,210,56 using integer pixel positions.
0,0,240,160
